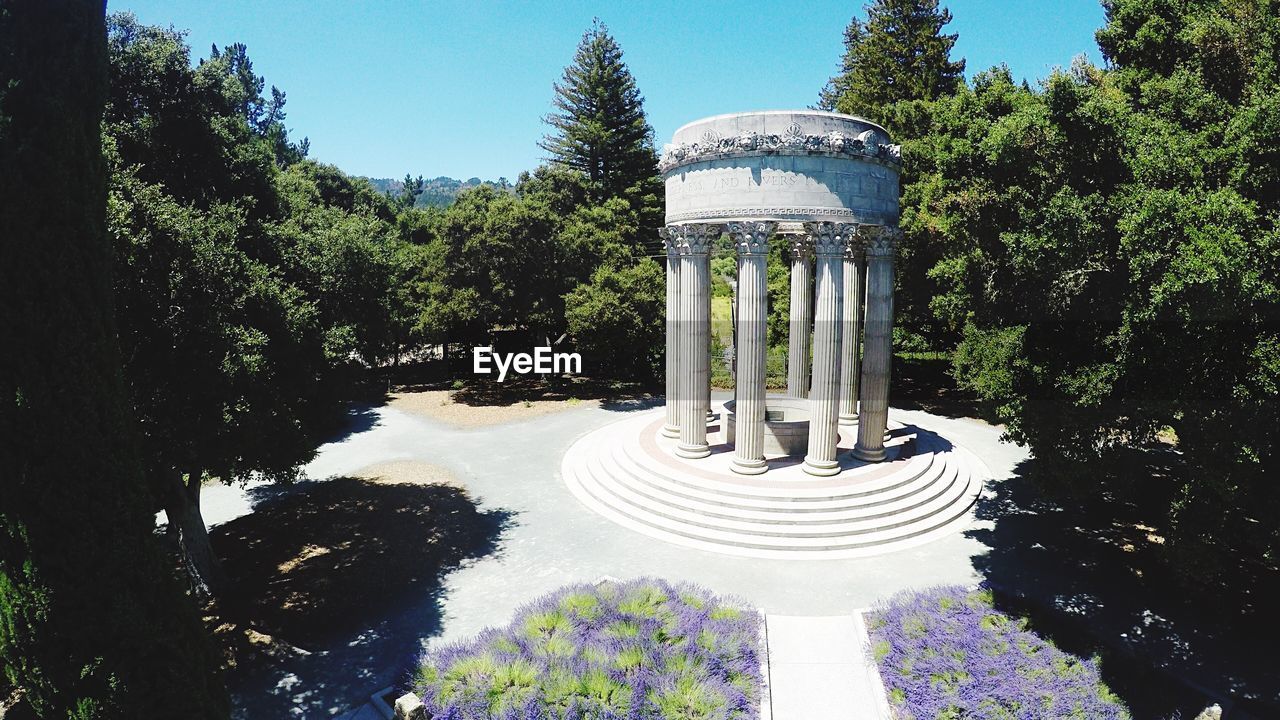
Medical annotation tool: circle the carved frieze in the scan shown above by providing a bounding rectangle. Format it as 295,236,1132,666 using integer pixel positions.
660,129,902,173
666,207,867,224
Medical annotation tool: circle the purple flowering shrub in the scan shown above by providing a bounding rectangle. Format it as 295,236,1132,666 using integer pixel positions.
413,578,762,719
869,586,1130,720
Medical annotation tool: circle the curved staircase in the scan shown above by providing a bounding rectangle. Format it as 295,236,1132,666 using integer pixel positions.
561,406,985,559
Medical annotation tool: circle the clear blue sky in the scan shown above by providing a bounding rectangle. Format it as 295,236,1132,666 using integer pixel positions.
105,0,1108,181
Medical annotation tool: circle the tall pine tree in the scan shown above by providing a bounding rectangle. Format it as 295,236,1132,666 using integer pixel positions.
819,0,966,124
819,1,968,357
0,1,228,717
540,19,659,205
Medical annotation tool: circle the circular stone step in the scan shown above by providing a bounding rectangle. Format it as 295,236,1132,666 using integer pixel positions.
560,404,986,559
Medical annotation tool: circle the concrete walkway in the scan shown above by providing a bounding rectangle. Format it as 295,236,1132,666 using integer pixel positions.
213,393,1027,718
764,613,891,720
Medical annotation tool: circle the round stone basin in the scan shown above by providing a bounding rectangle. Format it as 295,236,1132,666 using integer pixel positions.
722,396,810,457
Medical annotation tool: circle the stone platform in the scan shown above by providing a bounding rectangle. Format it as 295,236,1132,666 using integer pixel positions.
562,403,985,559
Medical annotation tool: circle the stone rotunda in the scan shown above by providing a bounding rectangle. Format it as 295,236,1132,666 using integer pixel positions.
562,111,986,558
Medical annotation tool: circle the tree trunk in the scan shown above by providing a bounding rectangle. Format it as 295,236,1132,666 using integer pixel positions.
164,468,226,597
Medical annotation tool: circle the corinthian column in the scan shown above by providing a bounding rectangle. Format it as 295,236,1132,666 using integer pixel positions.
786,233,813,398
803,222,855,476
675,224,717,459
727,222,774,475
854,226,901,462
838,238,867,426
705,279,713,419
662,228,682,438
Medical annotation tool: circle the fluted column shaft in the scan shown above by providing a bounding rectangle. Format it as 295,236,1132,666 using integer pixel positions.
854,227,900,462
786,236,813,398
804,223,854,476
662,230,682,437
705,280,713,418
838,245,867,426
676,224,716,459
728,222,773,475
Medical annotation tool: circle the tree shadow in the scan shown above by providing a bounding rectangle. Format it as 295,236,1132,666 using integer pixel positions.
967,455,1280,719
891,356,997,422
214,477,510,648
319,403,385,445
209,477,512,717
600,395,663,413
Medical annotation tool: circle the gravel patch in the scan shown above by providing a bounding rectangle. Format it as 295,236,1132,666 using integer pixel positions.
353,459,460,487
389,390,599,428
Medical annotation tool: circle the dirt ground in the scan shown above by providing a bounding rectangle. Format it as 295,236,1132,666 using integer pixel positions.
352,458,460,486
384,376,655,428
388,389,598,427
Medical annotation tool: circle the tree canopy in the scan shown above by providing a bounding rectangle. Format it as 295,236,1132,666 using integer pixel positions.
0,3,227,716
104,13,410,595
819,0,966,129
901,0,1280,569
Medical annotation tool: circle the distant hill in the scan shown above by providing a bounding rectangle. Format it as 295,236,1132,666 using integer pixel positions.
363,175,510,208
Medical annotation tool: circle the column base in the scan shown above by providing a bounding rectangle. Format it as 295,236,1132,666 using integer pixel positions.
661,424,680,438
802,456,840,477
731,456,767,475
852,444,886,463
676,443,711,459
838,413,858,426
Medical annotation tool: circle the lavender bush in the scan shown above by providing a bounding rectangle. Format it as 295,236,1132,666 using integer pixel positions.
413,578,762,719
869,586,1130,719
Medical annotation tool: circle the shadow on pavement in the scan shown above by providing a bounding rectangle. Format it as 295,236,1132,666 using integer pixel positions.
320,403,384,446
211,477,512,718
967,455,1280,719
599,395,662,412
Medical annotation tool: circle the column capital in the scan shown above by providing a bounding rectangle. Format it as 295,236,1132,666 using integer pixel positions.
786,233,813,261
840,223,866,261
860,225,902,258
844,236,866,261
659,227,681,257
727,221,774,256
665,223,721,255
803,221,859,258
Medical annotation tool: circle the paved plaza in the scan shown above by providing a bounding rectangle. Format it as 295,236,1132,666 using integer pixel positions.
218,394,1025,718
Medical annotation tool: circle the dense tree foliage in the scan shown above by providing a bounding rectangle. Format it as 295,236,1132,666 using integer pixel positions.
565,259,666,381
0,3,227,716
105,14,408,594
407,162,664,378
365,175,510,209
417,175,577,347
899,0,1280,568
819,0,965,130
